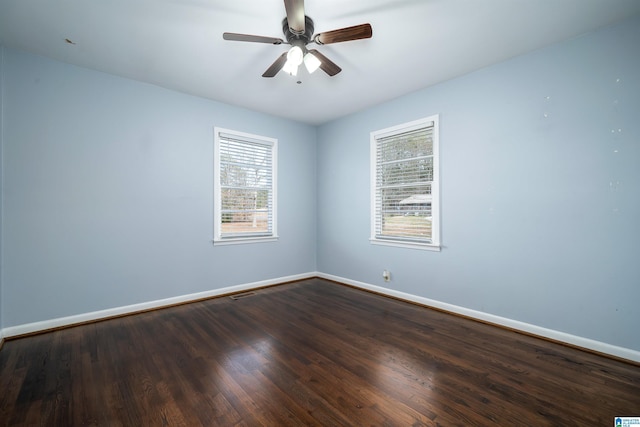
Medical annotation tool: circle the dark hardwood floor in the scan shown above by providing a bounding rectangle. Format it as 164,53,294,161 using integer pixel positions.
0,278,638,426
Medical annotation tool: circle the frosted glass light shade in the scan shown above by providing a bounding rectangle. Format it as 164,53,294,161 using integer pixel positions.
304,52,321,74
287,46,304,66
282,60,298,76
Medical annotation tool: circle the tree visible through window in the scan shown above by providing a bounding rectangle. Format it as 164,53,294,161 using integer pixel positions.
371,116,440,250
214,128,277,244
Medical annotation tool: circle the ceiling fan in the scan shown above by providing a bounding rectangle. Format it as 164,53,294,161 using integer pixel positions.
223,0,372,78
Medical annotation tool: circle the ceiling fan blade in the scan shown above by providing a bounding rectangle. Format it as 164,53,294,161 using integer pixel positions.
223,32,284,45
313,23,372,45
262,52,289,78
284,0,305,34
308,49,341,76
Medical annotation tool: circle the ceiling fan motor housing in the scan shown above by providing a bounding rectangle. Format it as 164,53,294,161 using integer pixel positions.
282,16,315,45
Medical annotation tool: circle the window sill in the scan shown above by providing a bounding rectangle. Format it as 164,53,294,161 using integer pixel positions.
370,238,441,252
213,236,279,246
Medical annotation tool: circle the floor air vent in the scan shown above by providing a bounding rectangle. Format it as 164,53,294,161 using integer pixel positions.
229,292,256,301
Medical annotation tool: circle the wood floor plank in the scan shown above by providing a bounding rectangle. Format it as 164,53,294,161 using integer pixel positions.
0,278,638,426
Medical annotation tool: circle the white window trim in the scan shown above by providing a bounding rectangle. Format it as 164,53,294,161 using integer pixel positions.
370,115,440,251
213,127,278,245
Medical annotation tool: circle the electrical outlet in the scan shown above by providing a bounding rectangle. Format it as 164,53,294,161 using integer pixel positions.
382,270,391,282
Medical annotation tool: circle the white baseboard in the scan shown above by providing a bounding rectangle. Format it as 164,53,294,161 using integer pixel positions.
317,272,640,364
3,271,639,364
1,272,316,339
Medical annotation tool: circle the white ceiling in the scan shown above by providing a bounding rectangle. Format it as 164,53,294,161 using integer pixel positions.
1,0,639,125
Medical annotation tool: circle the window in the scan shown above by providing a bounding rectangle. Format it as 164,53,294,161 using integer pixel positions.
370,115,440,250
214,128,277,245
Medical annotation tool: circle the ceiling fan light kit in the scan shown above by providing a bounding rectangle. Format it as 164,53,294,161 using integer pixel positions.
222,0,372,78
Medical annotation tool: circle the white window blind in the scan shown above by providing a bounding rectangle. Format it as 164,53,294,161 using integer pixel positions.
214,128,277,244
371,116,440,250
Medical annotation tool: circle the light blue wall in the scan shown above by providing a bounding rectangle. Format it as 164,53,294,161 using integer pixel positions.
317,16,640,351
1,16,639,354
1,48,316,327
